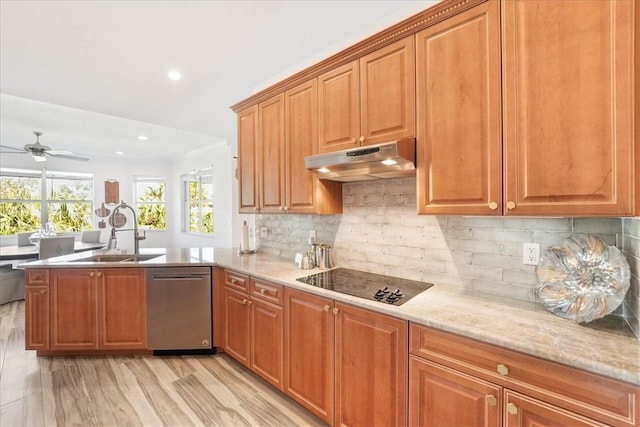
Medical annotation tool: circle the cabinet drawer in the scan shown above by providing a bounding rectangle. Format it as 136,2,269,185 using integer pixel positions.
26,269,49,285
410,324,639,427
251,279,283,306
224,270,250,293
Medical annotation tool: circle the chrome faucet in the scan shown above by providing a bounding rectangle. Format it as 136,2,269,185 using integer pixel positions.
108,201,146,254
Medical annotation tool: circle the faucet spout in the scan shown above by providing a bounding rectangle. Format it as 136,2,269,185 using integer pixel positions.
108,201,145,254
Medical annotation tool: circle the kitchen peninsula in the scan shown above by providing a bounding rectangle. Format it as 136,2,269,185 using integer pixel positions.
19,247,640,427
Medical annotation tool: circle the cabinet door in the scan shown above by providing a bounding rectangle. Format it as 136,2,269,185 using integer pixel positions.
50,269,98,350
285,79,319,214
416,0,502,215
250,298,283,390
503,0,634,216
98,268,146,350
335,302,408,427
318,61,360,153
504,390,608,427
25,285,49,350
223,287,251,366
258,94,286,213
237,105,259,213
409,356,500,427
360,37,415,146
283,288,334,424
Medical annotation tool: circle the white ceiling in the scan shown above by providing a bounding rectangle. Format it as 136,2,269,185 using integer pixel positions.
0,0,433,163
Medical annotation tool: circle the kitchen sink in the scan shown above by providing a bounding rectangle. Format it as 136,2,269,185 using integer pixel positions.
69,254,162,263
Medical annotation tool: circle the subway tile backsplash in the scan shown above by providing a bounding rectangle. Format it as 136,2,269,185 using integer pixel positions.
257,177,637,337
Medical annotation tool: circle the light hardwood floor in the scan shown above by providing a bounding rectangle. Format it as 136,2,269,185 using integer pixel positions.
0,300,326,427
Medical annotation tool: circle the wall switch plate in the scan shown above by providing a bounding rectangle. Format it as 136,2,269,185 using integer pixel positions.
260,227,268,239
523,243,540,265
309,230,316,240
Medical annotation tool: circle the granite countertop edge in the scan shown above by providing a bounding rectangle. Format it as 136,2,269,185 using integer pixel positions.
17,247,640,386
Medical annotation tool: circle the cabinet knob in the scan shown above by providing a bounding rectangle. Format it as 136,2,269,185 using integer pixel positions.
278,206,284,211
496,363,509,376
247,300,253,305
231,278,237,284
40,290,46,295
283,206,288,212
332,307,340,315
488,202,498,210
323,305,330,312
359,136,365,143
506,403,518,415
241,299,248,305
96,271,102,277
260,288,266,294
485,395,497,406
90,271,95,277
349,137,357,144
253,207,259,212
506,201,516,209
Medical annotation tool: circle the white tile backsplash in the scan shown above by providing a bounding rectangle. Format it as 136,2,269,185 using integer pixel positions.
622,217,640,339
257,177,628,309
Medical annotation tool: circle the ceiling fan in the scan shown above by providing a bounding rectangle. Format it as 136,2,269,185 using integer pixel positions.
0,131,89,162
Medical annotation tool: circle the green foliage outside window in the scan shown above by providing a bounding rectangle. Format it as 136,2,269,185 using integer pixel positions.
187,178,213,234
136,181,166,230
0,172,93,235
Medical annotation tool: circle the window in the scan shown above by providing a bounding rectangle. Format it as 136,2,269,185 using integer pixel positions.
182,170,213,234
134,177,166,230
0,168,93,235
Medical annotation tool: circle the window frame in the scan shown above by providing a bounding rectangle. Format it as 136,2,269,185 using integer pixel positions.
133,176,167,231
0,167,94,235
181,170,214,235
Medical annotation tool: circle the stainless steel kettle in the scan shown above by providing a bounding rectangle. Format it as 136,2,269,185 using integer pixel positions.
316,244,333,269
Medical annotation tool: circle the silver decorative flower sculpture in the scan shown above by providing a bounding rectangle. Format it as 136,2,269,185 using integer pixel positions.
536,235,630,323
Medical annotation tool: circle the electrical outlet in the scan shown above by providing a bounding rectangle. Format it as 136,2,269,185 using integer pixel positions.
309,230,316,240
523,243,540,265
260,227,268,239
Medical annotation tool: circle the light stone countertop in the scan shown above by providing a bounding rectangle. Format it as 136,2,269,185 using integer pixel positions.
19,247,640,386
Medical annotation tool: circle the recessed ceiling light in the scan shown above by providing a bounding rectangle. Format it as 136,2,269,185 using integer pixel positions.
168,70,181,81
381,159,398,166
137,135,148,141
318,167,330,173
116,151,124,155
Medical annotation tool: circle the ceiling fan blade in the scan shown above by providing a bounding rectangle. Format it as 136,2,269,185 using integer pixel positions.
47,152,90,161
47,149,74,155
0,144,27,152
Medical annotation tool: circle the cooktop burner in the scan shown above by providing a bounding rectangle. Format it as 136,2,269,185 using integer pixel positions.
296,268,433,305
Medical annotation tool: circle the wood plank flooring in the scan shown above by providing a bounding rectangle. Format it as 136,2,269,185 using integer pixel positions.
0,301,326,427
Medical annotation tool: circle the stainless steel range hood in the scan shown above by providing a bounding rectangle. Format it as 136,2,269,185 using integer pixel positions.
305,138,416,182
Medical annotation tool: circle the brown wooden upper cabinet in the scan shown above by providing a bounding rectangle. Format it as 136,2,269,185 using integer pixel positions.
258,94,286,214
318,37,416,154
502,0,636,216
417,0,637,216
416,0,502,216
237,105,259,214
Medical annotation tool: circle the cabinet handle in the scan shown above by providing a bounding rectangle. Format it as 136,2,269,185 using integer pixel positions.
485,395,497,406
496,364,509,376
96,271,102,277
260,288,266,294
90,271,95,277
323,305,330,312
359,136,365,143
332,307,340,315
506,201,516,210
506,403,518,415
488,202,498,210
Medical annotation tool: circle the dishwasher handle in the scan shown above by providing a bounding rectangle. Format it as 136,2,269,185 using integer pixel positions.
151,275,210,281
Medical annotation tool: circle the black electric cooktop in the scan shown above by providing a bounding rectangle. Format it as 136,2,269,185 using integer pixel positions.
296,268,433,306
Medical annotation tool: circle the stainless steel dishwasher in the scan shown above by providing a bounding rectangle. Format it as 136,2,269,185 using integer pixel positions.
146,267,213,353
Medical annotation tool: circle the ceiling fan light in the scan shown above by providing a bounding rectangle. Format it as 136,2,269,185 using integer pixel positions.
33,153,47,162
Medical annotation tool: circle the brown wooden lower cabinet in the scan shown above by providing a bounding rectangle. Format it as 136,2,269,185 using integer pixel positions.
284,287,408,427
409,323,639,427
25,268,147,353
222,270,284,390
